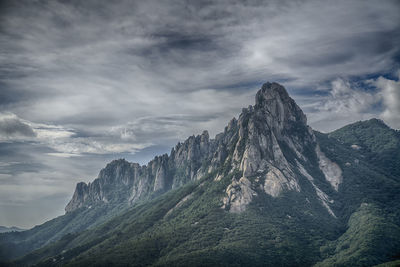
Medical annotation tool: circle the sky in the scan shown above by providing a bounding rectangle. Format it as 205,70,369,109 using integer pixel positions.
0,0,399,229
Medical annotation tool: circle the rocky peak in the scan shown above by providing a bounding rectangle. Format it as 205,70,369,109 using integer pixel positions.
222,82,342,215
228,82,314,177
65,159,144,213
65,182,89,213
254,82,308,138
256,82,291,104
98,159,137,185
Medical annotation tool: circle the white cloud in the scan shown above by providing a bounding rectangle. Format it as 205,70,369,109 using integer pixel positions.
45,137,149,155
303,74,400,132
303,78,379,132
374,73,400,128
33,124,75,139
322,78,376,114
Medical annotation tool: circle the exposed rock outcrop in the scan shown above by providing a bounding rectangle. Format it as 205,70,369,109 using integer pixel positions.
316,144,343,191
222,177,256,213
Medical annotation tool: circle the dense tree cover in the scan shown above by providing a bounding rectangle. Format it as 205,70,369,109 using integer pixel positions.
317,203,400,267
329,118,400,178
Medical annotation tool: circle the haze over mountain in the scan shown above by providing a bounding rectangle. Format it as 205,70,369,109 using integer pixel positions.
1,82,399,266
0,226,25,234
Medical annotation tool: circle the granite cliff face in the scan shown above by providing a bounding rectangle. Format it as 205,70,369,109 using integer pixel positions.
218,82,341,215
66,82,342,217
65,130,215,213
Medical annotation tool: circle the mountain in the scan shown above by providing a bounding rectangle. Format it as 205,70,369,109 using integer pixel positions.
0,227,25,234
1,82,399,266
66,82,339,217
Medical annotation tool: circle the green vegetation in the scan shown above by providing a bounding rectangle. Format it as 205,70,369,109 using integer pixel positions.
329,119,399,153
316,203,400,267
315,129,400,222
329,118,400,178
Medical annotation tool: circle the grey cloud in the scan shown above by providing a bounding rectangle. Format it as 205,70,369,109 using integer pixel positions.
289,29,399,68
0,161,46,176
114,114,220,144
0,113,36,139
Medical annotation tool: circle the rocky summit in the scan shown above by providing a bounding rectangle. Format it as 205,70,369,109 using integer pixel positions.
1,82,399,267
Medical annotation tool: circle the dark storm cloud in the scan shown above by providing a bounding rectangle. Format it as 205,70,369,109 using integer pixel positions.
0,0,399,227
278,28,400,69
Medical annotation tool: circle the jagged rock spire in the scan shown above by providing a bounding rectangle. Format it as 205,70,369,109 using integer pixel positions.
255,82,308,139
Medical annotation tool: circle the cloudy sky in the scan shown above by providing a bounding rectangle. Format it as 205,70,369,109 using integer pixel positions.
0,0,399,228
